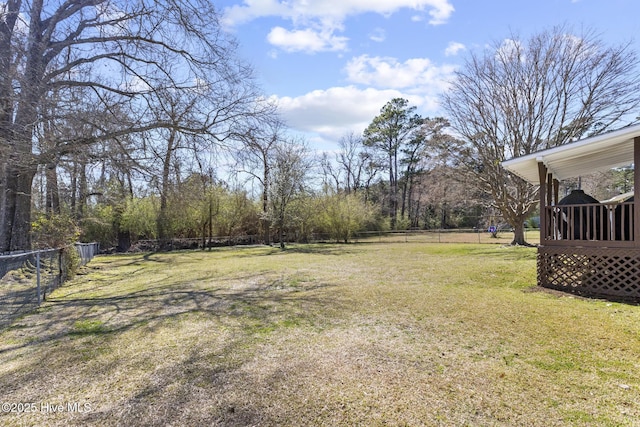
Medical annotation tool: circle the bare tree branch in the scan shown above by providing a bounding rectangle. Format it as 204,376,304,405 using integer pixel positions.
441,25,640,245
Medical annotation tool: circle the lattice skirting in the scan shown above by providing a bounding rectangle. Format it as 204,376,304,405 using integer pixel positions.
538,246,640,300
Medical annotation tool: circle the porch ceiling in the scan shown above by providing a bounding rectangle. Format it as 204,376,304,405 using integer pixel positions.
502,123,640,184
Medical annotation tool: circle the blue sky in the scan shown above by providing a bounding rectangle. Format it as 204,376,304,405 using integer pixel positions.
217,0,640,151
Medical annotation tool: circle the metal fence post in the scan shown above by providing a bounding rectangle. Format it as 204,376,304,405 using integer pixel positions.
59,248,64,285
36,251,41,304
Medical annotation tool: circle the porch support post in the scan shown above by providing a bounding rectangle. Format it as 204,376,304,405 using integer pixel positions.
547,174,553,209
634,137,640,245
538,162,548,241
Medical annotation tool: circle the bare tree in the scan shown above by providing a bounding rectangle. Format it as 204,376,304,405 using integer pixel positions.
234,119,282,245
320,152,342,194
320,131,379,200
138,85,262,245
338,131,378,195
441,25,640,245
268,138,312,250
400,117,449,227
0,0,261,251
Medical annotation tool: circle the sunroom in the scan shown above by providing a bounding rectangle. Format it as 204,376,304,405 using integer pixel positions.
502,123,640,300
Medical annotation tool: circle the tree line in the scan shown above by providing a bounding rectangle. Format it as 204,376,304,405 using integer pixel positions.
30,110,488,251
2,2,639,252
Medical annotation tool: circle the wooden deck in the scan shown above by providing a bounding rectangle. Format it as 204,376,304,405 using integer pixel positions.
538,200,640,300
502,130,640,301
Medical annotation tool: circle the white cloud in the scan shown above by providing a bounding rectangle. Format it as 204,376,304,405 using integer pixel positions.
425,1,455,25
267,26,348,52
444,41,466,57
222,0,454,52
369,27,386,43
221,0,287,28
271,85,441,142
273,87,391,134
224,0,454,27
344,54,456,92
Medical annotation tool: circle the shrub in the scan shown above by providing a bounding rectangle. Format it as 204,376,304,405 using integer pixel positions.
32,213,80,249
32,213,82,279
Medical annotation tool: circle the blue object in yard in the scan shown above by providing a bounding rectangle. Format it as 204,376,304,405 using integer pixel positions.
488,226,497,233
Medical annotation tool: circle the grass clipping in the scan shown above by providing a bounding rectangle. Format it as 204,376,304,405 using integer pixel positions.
0,243,639,426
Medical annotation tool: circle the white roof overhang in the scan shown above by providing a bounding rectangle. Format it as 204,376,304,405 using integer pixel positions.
502,123,640,184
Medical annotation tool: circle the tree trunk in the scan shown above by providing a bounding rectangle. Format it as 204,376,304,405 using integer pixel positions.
511,221,528,246
117,230,131,252
503,187,536,246
70,162,77,218
400,175,408,221
78,161,87,219
157,132,175,247
201,220,207,250
440,202,448,229
279,218,285,250
510,219,536,246
208,195,213,249
1,164,37,252
388,154,396,229
262,159,271,245
3,0,47,252
45,164,60,215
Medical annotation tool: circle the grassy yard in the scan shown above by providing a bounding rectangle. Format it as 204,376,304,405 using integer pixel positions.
0,243,638,426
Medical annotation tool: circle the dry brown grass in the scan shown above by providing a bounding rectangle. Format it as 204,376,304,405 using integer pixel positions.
0,243,638,426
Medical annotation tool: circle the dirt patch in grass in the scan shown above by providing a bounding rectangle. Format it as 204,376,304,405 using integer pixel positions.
0,244,638,426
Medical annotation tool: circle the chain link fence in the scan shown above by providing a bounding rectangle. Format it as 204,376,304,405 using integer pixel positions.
349,228,539,245
123,228,540,250
0,243,99,329
75,242,100,266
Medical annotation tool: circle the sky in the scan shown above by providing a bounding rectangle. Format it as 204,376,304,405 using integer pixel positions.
216,0,640,152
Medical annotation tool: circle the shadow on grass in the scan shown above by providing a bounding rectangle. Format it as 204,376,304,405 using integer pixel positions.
76,333,274,426
0,263,346,427
276,244,358,256
0,287,39,330
233,243,358,257
0,269,340,357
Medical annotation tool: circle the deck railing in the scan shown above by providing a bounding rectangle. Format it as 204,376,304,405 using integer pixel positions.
542,202,635,247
